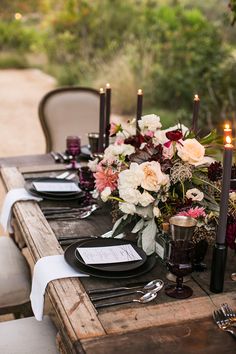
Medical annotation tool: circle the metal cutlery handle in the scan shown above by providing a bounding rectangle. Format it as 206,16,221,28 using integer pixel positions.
57,152,70,162
50,151,60,163
95,299,132,309
90,290,144,302
88,285,143,294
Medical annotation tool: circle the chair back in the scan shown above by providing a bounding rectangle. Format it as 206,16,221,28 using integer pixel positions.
39,87,100,152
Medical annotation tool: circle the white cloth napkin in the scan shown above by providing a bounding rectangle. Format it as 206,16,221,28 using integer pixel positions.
30,255,89,321
0,188,42,233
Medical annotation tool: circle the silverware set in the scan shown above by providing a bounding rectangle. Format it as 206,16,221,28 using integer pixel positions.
88,279,164,309
50,151,72,163
43,203,100,221
25,171,76,181
213,303,236,340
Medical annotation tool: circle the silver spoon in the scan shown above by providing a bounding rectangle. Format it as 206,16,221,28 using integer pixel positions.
88,279,163,295
76,204,100,219
90,280,164,301
94,291,157,309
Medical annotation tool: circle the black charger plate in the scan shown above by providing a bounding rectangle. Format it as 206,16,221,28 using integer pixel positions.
75,238,147,272
64,240,156,279
25,177,84,201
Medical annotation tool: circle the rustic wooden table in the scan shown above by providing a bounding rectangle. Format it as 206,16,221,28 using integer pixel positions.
0,154,235,354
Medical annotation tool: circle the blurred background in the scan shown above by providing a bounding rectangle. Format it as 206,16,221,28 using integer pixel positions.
0,0,236,155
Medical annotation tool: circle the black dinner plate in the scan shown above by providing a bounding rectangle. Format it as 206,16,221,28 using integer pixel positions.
75,238,147,272
25,177,85,201
64,240,156,279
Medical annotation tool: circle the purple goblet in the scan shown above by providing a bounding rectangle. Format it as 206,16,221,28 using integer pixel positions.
165,240,194,299
66,136,81,169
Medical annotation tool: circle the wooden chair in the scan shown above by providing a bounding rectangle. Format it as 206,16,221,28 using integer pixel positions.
0,236,32,318
0,316,59,353
38,86,100,152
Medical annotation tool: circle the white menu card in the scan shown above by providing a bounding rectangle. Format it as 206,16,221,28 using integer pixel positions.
77,244,142,264
33,182,80,193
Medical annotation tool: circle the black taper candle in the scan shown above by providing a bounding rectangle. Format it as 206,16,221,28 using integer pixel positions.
98,88,106,153
105,83,111,148
192,94,200,134
136,89,143,134
210,131,233,293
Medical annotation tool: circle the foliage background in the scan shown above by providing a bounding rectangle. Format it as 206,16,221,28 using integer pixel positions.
0,0,235,131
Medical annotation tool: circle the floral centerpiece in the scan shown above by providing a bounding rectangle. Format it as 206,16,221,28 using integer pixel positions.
89,114,236,255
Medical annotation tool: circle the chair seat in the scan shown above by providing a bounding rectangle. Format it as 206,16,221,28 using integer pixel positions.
0,316,58,353
0,236,31,308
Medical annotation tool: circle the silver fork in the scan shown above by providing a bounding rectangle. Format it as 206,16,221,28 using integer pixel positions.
213,309,236,339
221,303,236,325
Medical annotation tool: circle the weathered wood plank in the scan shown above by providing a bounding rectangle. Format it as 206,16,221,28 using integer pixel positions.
0,154,53,168
81,317,236,354
0,167,106,345
97,295,222,334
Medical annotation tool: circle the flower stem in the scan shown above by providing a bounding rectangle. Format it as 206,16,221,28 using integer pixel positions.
108,196,123,202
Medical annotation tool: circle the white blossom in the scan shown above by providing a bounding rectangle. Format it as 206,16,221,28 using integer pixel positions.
119,202,136,215
101,187,111,202
186,188,204,201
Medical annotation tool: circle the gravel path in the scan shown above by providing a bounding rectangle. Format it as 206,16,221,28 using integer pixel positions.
0,69,56,157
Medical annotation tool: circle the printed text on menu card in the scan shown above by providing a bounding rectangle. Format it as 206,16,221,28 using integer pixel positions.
77,244,142,264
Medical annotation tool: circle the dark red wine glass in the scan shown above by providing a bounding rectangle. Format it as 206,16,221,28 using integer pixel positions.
66,136,81,169
165,240,194,299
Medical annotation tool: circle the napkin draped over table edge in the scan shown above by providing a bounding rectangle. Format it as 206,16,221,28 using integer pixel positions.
30,255,89,321
0,188,42,233
30,231,125,321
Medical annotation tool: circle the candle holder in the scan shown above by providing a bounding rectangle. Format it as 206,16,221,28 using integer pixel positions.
209,124,232,293
210,243,227,293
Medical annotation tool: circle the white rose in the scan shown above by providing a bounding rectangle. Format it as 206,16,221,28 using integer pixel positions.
118,163,143,189
104,143,135,161
119,187,141,205
138,114,162,132
87,158,99,172
186,188,204,201
153,206,161,218
139,191,155,207
154,130,168,145
119,202,136,215
140,161,170,192
101,187,111,202
177,138,213,166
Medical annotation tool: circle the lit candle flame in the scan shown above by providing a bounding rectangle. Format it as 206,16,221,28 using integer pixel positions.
138,89,143,95
106,83,110,89
99,87,104,94
194,94,200,101
224,123,231,130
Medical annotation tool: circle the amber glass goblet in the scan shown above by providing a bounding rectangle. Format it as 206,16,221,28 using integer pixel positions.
165,240,194,299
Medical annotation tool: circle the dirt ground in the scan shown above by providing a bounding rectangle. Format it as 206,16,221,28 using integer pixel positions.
0,69,56,157
0,68,56,204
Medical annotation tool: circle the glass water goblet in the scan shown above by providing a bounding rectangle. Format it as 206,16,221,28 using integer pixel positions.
88,132,100,155
165,240,194,299
66,136,81,169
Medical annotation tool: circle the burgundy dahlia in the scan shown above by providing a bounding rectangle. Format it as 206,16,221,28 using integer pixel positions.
124,134,146,149
226,217,236,250
208,161,222,181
